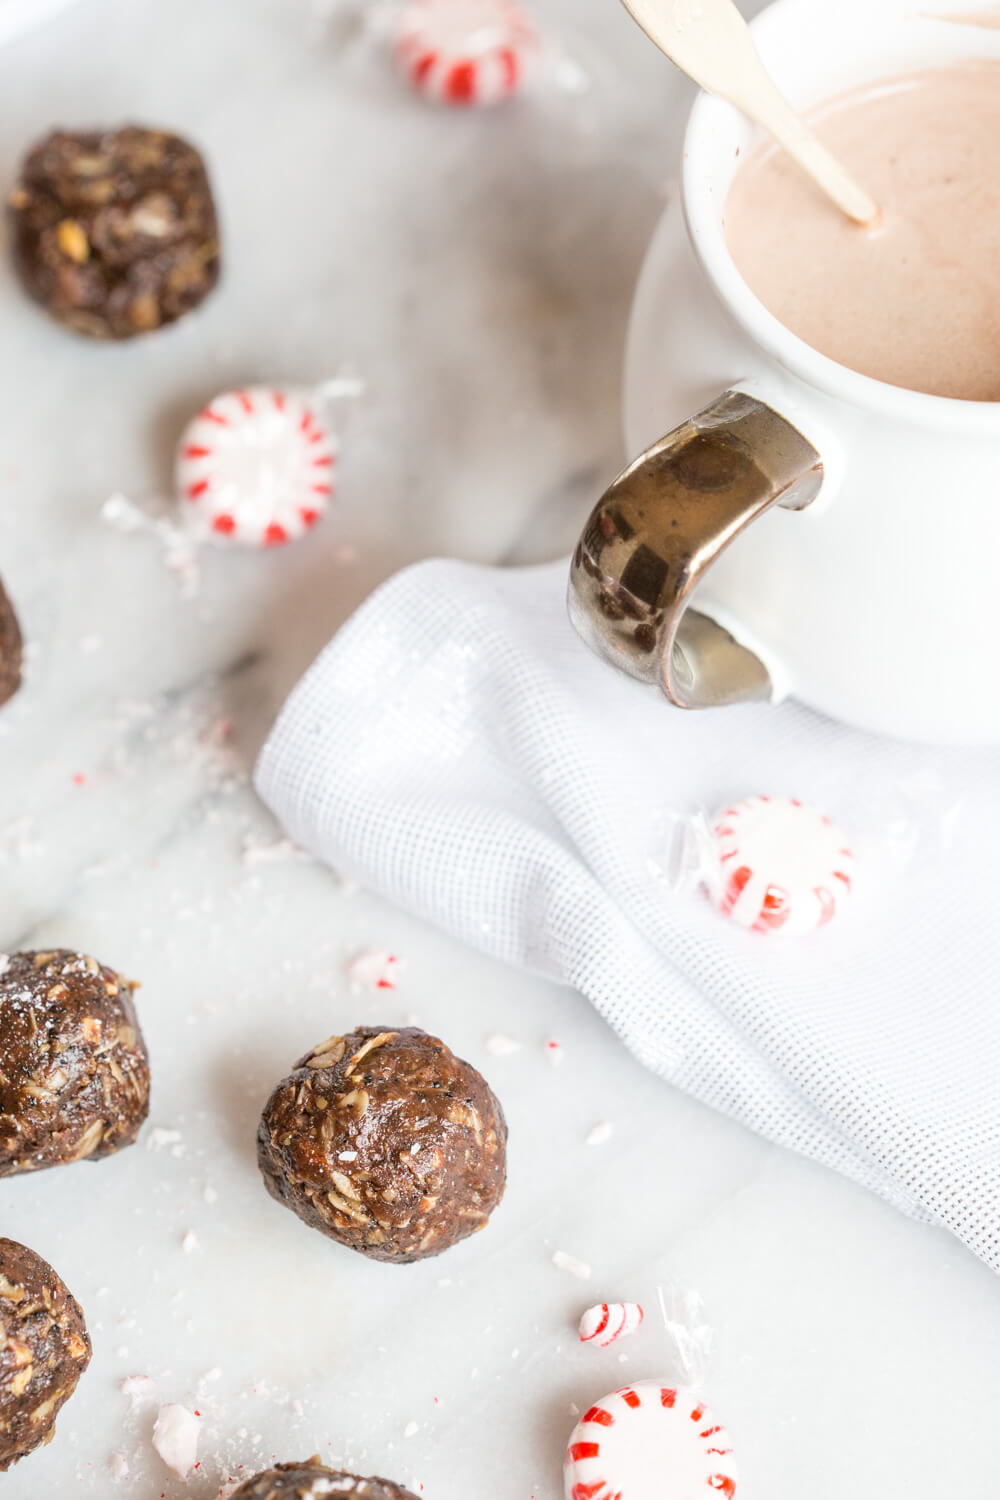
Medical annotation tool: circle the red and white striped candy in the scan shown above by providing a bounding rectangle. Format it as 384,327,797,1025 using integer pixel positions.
564,1382,736,1500
579,1302,644,1348
710,795,854,937
393,0,539,107
176,386,337,548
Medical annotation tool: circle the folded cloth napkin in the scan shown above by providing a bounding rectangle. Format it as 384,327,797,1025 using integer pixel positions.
255,557,1000,1272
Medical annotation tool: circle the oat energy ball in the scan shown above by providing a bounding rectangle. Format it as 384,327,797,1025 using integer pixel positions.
0,1237,91,1470
0,579,22,708
0,950,150,1175
8,125,220,339
232,1458,420,1499
258,1026,507,1263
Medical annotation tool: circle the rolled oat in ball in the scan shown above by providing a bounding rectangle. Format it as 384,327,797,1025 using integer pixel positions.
0,949,150,1175
0,1237,91,1470
8,125,220,339
0,579,21,709
231,1457,419,1499
258,1026,507,1264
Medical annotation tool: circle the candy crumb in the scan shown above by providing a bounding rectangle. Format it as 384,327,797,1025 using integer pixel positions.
119,1374,156,1406
347,949,401,991
586,1120,614,1146
486,1033,520,1057
152,1403,200,1478
147,1126,183,1152
553,1250,591,1280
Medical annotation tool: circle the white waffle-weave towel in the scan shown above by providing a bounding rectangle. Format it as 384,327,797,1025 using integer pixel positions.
255,557,1000,1272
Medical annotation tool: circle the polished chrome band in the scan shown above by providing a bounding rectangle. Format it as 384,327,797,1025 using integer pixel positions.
568,391,823,709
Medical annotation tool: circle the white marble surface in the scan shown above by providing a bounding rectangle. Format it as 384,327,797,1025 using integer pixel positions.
1,0,999,1496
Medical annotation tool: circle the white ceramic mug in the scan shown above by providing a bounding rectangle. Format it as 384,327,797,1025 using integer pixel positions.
569,0,1000,746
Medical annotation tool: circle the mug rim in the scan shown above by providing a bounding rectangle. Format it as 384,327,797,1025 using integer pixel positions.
681,0,1000,431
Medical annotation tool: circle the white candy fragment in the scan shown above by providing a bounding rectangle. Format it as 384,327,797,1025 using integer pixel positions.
147,1126,183,1152
486,1033,521,1057
119,1373,156,1406
346,949,401,991
553,1249,591,1280
152,1402,200,1478
585,1120,614,1146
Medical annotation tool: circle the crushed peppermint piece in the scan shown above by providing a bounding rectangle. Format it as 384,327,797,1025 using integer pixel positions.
579,1301,644,1347
586,1120,614,1146
553,1249,591,1280
486,1033,520,1057
182,1230,199,1254
152,1402,200,1478
241,834,304,866
108,1452,129,1480
403,1421,420,1438
545,1038,564,1067
346,949,401,991
338,1150,358,1162
120,1374,156,1406
147,1126,183,1152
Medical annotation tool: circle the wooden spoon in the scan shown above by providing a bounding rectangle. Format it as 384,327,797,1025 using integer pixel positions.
622,0,881,226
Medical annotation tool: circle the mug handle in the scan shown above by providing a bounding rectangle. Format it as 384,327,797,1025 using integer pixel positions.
568,390,824,708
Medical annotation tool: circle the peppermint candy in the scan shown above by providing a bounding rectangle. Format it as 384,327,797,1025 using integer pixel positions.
394,0,539,107
579,1302,644,1348
709,795,854,936
176,386,336,548
564,1382,737,1500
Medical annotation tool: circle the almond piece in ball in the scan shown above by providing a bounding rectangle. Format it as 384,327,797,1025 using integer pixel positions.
0,949,150,1175
258,1026,507,1263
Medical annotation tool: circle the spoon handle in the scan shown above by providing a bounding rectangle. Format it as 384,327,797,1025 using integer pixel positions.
724,42,881,224
621,0,880,225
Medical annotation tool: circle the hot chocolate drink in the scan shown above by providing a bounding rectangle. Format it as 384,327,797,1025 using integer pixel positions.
725,61,1000,400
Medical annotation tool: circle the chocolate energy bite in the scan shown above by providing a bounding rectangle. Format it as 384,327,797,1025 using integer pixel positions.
258,1026,507,1263
0,579,22,708
0,1237,91,1470
231,1458,420,1499
8,125,220,339
0,949,150,1175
